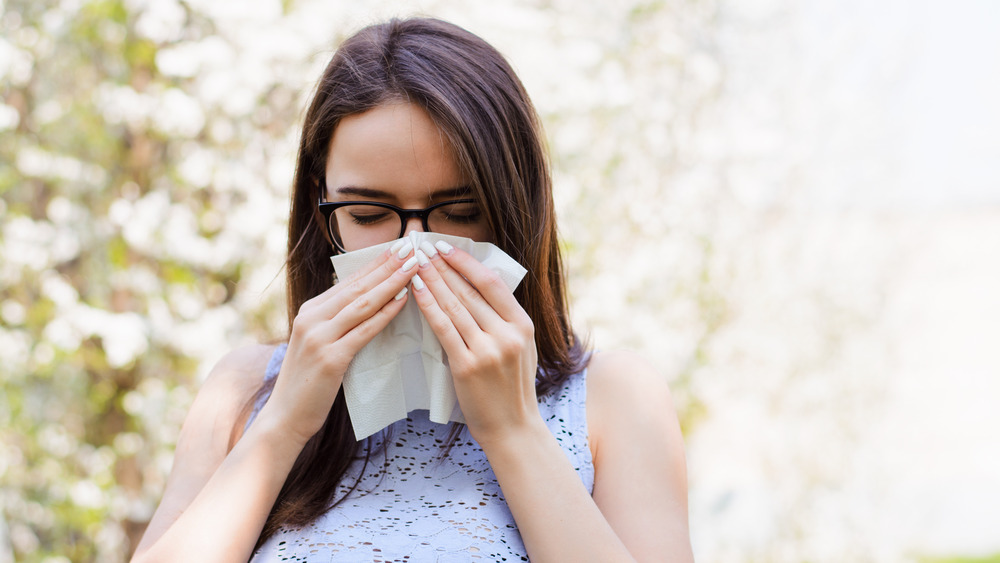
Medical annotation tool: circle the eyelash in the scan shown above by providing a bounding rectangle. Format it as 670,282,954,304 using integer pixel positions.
349,212,393,225
441,209,482,224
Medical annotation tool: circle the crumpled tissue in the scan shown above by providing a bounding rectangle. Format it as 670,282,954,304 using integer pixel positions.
330,232,527,441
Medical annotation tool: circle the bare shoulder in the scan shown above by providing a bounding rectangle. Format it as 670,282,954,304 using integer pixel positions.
171,343,276,468
587,350,683,460
585,349,693,561
200,344,276,408
191,343,277,445
585,349,678,432
586,349,670,394
134,344,277,554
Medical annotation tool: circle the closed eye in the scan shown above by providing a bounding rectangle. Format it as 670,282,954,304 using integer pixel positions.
349,210,393,225
437,202,484,224
442,210,482,224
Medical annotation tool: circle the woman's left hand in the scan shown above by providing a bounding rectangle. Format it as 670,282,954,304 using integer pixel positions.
409,241,541,448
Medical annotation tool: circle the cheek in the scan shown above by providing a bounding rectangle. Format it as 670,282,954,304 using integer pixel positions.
478,225,495,245
472,216,497,245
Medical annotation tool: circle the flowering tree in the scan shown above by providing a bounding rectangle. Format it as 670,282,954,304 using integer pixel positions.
0,1,293,559
1,0,904,561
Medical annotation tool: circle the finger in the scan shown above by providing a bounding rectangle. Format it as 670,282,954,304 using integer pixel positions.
409,272,472,356
325,255,419,341
415,245,505,334
296,244,394,322
331,285,411,358
411,249,484,344
432,242,528,325
316,241,418,319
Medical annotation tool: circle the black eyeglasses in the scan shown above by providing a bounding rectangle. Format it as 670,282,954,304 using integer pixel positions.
318,190,486,253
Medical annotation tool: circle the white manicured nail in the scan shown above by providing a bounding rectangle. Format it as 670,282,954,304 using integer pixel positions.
434,240,454,255
390,239,407,254
411,274,425,291
419,241,438,257
408,230,419,248
415,249,429,267
397,241,413,259
394,287,408,301
401,255,419,271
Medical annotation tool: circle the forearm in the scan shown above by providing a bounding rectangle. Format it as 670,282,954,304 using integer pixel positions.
132,417,303,563
480,420,636,563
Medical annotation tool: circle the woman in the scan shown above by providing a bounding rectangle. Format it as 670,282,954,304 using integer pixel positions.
134,17,692,562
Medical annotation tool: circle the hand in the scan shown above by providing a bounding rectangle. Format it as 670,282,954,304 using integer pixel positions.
258,245,419,446
409,242,541,447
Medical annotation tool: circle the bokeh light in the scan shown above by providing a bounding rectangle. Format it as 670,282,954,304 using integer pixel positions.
1,0,998,561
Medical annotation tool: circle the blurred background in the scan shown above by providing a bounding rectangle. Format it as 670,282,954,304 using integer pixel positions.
1,0,998,561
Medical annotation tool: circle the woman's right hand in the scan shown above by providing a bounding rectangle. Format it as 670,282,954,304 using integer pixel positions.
257,243,418,446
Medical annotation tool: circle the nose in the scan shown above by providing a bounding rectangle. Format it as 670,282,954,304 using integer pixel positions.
403,217,424,236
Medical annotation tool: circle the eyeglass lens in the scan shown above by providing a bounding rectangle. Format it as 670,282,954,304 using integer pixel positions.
329,202,486,252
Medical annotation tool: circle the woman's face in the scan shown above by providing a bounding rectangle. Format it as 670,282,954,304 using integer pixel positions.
323,102,492,251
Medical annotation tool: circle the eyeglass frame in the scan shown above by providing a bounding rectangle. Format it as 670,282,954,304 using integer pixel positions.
318,183,479,253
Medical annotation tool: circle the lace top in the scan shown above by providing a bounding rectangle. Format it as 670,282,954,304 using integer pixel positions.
247,343,594,562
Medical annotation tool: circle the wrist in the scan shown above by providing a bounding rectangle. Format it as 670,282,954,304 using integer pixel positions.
474,415,552,459
245,406,312,458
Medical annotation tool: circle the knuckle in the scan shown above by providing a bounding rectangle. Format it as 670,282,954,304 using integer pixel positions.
352,294,371,312
352,318,378,342
343,265,369,285
381,260,399,277
481,269,503,289
459,285,483,304
300,327,324,353
517,314,535,336
290,314,310,338
297,298,315,318
497,334,521,358
428,315,453,336
480,347,504,369
450,362,472,381
444,299,465,318
346,279,365,297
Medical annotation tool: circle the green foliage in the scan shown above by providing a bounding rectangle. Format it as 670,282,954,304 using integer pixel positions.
1,0,290,559
0,0,726,559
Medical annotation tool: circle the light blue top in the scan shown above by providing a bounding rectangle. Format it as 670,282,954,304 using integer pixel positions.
247,343,594,562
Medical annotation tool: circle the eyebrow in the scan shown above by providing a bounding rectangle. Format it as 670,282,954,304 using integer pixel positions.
334,185,473,200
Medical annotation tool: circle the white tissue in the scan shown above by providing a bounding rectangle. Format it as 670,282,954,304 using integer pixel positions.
330,232,528,441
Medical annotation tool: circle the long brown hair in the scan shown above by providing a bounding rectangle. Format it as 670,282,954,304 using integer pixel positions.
242,17,588,546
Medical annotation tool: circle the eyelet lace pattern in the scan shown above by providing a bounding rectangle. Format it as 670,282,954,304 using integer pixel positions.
248,344,593,562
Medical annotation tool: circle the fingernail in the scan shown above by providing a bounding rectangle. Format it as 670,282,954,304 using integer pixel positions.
434,240,454,255
419,241,438,258
408,231,419,248
397,241,413,259
401,255,419,271
411,274,425,291
390,239,407,254
394,287,408,301
415,249,429,267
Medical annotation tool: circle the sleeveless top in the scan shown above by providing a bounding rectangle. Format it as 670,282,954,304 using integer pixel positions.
247,343,594,562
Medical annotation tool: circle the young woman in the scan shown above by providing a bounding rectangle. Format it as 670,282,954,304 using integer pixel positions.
133,17,692,562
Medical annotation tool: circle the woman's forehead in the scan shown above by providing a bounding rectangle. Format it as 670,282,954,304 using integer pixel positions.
325,103,466,201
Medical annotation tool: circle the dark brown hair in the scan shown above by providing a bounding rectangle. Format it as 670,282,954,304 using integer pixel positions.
240,16,588,546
